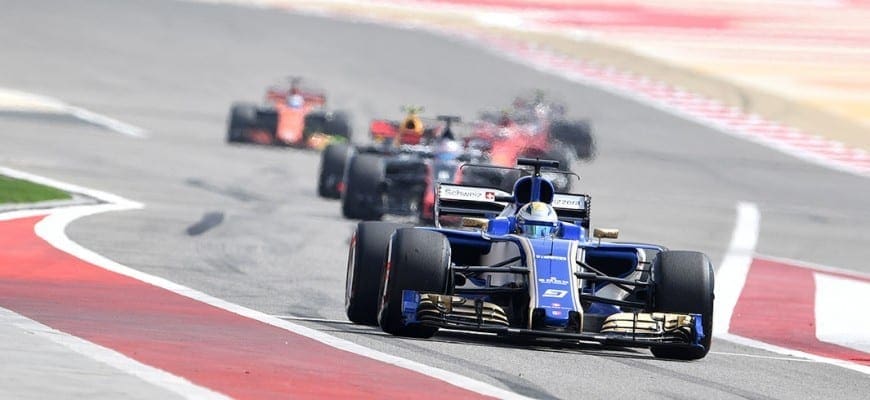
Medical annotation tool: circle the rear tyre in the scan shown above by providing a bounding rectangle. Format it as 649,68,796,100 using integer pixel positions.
345,222,409,325
342,154,385,220
550,120,595,160
318,143,351,199
227,103,257,142
378,228,451,338
650,251,715,360
325,110,352,140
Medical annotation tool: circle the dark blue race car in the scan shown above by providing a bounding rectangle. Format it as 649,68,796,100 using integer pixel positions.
344,158,714,360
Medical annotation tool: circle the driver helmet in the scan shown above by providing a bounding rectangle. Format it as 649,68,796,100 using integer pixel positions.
288,93,304,108
498,110,513,127
435,139,462,161
516,201,559,238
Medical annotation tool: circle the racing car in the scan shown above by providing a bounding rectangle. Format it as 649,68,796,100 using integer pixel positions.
318,107,485,222
317,106,441,199
474,92,595,168
226,77,350,149
344,158,714,360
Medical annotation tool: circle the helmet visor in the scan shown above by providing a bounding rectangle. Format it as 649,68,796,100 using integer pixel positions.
520,221,557,238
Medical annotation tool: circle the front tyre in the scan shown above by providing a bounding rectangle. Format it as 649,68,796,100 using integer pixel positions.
345,222,409,325
227,103,257,142
378,228,451,338
650,251,715,360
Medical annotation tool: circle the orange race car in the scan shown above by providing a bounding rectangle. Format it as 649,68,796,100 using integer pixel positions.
226,77,350,149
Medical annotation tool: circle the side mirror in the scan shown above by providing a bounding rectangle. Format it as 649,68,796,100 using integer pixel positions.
461,217,489,230
593,228,619,239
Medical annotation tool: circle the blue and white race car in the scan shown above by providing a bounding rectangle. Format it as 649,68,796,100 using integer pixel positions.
344,158,714,360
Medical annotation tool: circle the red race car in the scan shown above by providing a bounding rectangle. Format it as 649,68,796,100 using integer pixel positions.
472,92,595,169
226,77,350,149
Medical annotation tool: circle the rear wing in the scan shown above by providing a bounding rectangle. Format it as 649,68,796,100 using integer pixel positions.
434,183,510,226
551,193,591,229
435,183,591,228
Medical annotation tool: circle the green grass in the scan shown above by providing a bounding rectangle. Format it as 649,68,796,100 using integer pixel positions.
0,175,71,204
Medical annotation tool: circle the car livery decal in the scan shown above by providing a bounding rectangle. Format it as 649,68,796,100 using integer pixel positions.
551,194,585,210
438,183,509,202
530,238,577,328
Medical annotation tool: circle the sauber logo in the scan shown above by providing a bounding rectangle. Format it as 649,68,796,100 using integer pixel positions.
538,277,569,285
535,254,567,261
485,191,495,201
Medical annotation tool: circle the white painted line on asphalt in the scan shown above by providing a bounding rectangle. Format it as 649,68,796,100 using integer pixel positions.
0,208,52,222
0,305,229,400
0,166,140,208
709,351,818,363
814,273,870,354
2,165,532,400
0,88,147,138
757,254,870,280
713,202,760,336
716,331,870,375
272,315,353,324
66,106,148,138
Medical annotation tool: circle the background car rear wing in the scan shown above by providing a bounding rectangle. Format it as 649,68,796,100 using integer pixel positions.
435,183,590,228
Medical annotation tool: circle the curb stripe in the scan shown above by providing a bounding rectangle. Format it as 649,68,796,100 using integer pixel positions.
814,274,870,354
730,258,870,367
0,303,229,400
0,165,529,400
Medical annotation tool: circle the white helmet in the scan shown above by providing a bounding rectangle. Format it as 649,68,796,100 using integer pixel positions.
516,201,559,238
435,139,462,161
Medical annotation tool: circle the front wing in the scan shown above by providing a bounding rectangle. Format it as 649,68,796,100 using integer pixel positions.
401,290,706,352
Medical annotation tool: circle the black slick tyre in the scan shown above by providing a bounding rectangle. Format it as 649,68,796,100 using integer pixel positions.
227,103,257,142
345,222,409,325
550,120,595,160
378,228,450,338
341,154,385,220
318,143,351,199
325,111,351,140
650,251,715,360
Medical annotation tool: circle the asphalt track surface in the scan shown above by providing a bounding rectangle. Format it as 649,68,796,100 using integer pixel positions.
1,0,869,399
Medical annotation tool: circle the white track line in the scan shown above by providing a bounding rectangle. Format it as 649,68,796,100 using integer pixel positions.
272,315,354,324
814,274,870,354
1,165,531,400
0,306,229,400
714,201,870,375
714,202,760,336
0,88,147,138
756,254,870,280
709,351,817,363
716,332,870,375
0,208,53,222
